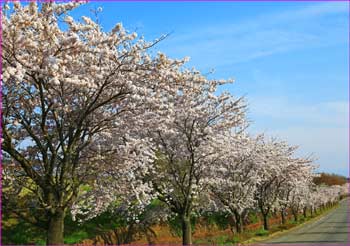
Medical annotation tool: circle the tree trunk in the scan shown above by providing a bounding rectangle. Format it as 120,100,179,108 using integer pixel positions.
281,209,286,225
303,207,307,218
292,210,298,222
234,211,243,233
47,209,65,245
263,213,269,231
181,214,192,245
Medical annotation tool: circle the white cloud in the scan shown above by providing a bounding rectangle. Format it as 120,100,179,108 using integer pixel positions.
249,98,348,128
154,2,349,176
248,98,348,176
289,2,348,18
267,126,348,176
158,2,348,66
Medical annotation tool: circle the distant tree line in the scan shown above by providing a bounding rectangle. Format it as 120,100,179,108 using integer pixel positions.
313,173,347,186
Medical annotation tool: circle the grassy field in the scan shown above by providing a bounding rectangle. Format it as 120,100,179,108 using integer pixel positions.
2,202,339,245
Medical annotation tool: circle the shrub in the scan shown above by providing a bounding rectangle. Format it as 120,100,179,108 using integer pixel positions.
255,229,269,236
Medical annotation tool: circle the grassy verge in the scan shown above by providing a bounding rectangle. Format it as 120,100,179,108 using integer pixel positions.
3,201,341,245
190,203,340,245
242,203,340,244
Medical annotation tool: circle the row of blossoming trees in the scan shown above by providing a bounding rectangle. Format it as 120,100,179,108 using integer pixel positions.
2,2,348,245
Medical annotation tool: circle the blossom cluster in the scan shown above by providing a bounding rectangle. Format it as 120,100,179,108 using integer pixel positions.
2,2,347,240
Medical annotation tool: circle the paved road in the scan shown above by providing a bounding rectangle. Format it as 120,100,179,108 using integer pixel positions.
262,198,350,244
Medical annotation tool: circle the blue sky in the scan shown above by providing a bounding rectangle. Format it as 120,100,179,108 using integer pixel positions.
69,1,349,176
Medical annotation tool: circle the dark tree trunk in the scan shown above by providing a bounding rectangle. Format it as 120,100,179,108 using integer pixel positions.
47,209,65,245
281,209,286,225
234,211,243,233
303,207,307,218
263,213,269,231
181,214,192,245
292,210,298,222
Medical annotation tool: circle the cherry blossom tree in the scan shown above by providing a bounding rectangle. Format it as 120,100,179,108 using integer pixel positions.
277,158,315,224
208,135,262,233
144,76,247,245
2,2,186,243
3,2,345,245
253,138,302,230
288,180,311,222
209,133,316,231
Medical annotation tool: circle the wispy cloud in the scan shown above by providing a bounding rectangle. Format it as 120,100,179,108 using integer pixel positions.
249,98,348,128
285,2,348,18
153,1,349,176
265,126,348,175
248,97,348,175
157,2,348,67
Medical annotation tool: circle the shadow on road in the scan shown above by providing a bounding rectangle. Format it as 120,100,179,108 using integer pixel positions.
317,226,349,229
262,199,350,244
295,232,349,235
325,221,350,224
266,240,347,244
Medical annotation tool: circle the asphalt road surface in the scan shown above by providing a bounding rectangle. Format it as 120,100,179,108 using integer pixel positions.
262,198,350,244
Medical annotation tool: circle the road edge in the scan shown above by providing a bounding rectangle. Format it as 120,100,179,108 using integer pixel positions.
241,200,344,245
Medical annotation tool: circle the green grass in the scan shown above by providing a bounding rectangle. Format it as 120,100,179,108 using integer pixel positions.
64,230,89,244
214,235,229,244
255,228,269,236
196,202,341,245
3,201,342,245
35,239,46,245
194,234,240,245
